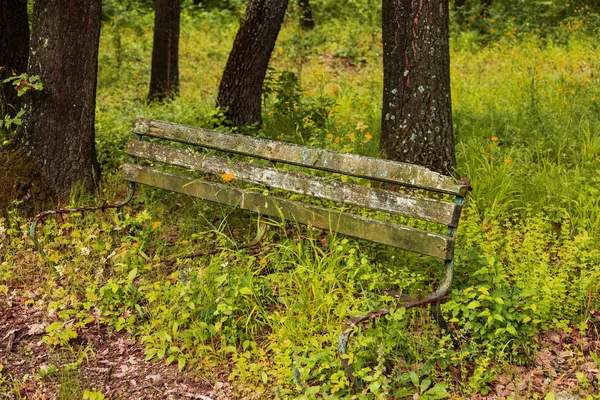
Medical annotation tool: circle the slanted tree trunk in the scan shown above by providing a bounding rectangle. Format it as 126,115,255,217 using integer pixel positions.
380,0,455,175
21,0,102,197
479,0,492,17
0,0,29,117
217,0,289,127
148,0,180,102
298,0,314,30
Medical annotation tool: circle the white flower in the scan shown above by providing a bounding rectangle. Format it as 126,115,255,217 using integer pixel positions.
0,223,6,239
54,264,65,276
80,247,91,256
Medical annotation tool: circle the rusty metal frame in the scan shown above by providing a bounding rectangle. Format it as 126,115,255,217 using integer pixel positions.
29,181,136,257
337,194,465,390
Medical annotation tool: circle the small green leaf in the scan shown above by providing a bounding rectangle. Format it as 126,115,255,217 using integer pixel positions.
467,300,480,309
506,325,517,336
239,287,253,295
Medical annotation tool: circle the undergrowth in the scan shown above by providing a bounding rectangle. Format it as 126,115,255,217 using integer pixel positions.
2,3,600,399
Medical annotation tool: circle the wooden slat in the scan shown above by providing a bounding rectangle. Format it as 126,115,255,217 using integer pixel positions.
126,140,461,226
122,164,455,260
133,117,467,196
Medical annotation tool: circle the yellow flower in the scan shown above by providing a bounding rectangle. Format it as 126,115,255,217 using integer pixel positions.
365,133,373,141
133,243,140,248
221,173,235,182
307,105,313,110
327,133,334,139
259,258,267,266
491,136,499,141
328,113,334,118
152,221,160,229
182,240,189,245
504,158,512,163
348,134,355,140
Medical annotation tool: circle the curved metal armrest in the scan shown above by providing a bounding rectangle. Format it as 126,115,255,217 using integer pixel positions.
338,258,455,391
30,182,136,256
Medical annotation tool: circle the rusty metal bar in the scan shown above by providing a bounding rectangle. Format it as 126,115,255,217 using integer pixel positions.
337,193,466,390
30,181,136,256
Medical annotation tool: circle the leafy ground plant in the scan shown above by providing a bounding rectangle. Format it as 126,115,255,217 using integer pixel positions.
2,4,600,399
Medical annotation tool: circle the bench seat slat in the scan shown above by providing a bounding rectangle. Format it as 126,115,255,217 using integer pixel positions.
125,140,461,227
133,118,467,196
122,163,455,260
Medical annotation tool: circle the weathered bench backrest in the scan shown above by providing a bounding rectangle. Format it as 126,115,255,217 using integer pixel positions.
123,118,467,260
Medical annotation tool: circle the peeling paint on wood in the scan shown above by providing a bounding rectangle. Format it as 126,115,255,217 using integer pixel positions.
132,117,467,196
122,163,455,260
125,140,461,226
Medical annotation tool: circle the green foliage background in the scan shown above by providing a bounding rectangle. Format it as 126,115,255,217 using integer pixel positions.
2,0,600,398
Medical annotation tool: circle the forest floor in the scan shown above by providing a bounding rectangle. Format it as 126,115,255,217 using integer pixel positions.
0,292,231,400
2,289,599,399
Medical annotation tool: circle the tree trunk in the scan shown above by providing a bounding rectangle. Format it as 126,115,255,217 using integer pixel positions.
298,0,314,30
148,0,180,102
380,0,455,175
21,0,102,198
479,0,492,17
0,0,29,118
217,0,289,127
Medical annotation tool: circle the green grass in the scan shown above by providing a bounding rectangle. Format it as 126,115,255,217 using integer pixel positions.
2,6,600,399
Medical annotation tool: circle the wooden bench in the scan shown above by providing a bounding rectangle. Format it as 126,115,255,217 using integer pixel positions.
124,117,469,388
31,116,469,389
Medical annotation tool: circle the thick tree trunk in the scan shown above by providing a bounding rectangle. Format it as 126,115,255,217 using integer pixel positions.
380,0,455,175
217,0,289,127
22,0,102,197
298,0,314,30
0,0,29,117
479,0,492,17
148,0,180,102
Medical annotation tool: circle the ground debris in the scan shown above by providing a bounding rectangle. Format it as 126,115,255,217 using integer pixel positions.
0,294,219,399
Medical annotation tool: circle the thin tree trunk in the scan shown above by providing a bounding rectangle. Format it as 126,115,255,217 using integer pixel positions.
217,0,289,127
298,0,314,30
148,0,180,102
0,0,29,118
479,0,492,17
380,0,455,175
21,0,102,197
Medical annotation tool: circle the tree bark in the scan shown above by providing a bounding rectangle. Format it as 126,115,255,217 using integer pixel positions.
380,0,455,175
21,0,102,197
479,0,492,17
217,0,289,127
297,0,314,30
148,0,180,102
0,0,29,117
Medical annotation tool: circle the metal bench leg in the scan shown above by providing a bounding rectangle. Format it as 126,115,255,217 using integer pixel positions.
30,182,136,257
338,259,454,391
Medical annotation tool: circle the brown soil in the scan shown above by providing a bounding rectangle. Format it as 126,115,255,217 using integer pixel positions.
0,293,233,399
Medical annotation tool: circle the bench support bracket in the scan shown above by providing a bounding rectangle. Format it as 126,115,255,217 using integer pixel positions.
30,181,136,257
